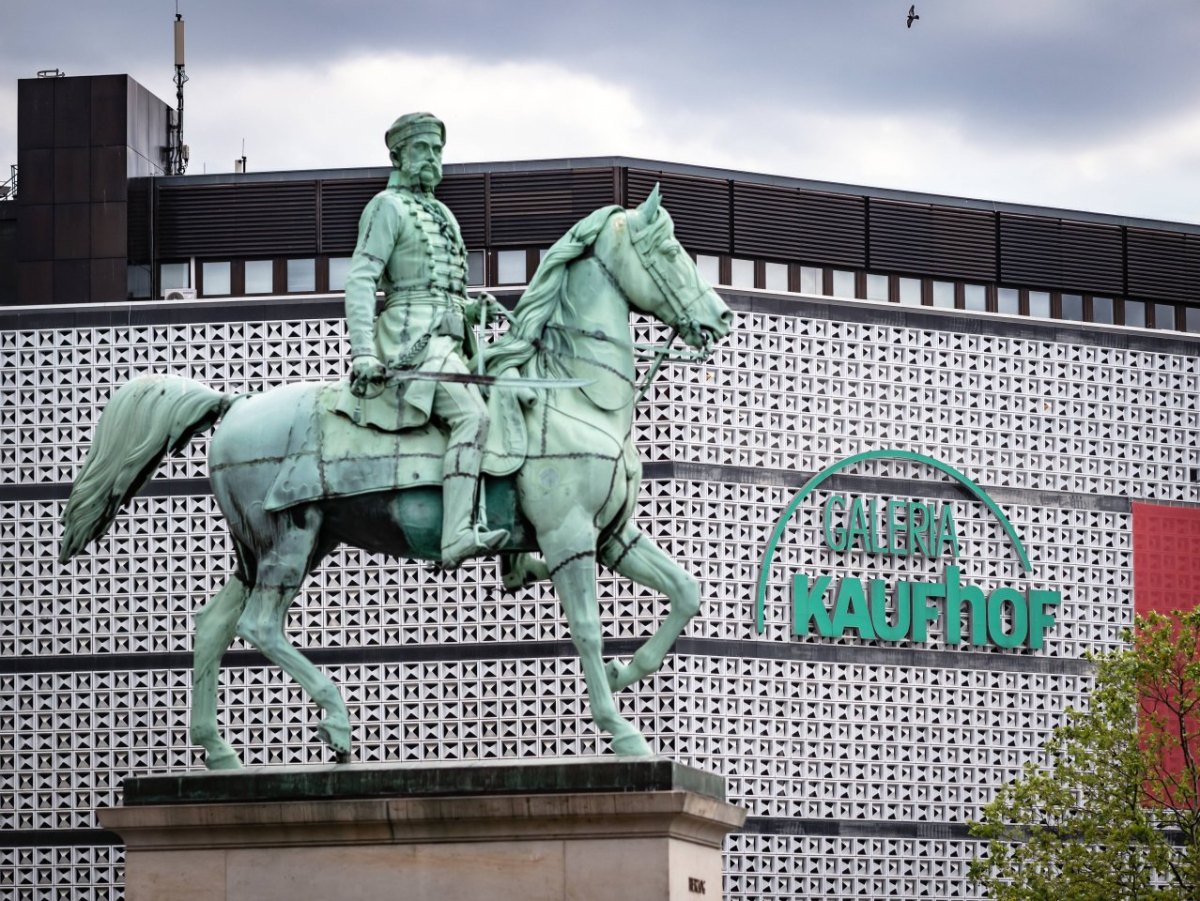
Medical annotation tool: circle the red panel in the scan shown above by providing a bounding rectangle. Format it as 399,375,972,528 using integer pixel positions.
1132,503,1200,803
1132,502,1200,617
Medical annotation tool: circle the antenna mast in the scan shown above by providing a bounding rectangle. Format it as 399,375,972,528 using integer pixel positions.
167,10,189,175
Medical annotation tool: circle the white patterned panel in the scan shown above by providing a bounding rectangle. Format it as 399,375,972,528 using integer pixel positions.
725,834,987,899
1,656,1090,831
2,302,1196,901
1,485,1132,660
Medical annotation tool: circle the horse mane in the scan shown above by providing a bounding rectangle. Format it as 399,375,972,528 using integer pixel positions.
481,204,622,376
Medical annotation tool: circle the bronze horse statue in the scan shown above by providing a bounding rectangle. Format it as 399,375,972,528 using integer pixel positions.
59,189,732,768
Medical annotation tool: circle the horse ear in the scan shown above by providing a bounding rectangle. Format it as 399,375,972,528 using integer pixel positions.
638,183,662,222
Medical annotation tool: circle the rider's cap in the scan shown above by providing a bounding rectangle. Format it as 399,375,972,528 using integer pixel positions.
385,113,445,153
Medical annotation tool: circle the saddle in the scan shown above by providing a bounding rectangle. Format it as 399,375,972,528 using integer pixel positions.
262,380,527,513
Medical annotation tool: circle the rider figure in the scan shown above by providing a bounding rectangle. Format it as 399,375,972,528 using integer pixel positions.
341,112,508,569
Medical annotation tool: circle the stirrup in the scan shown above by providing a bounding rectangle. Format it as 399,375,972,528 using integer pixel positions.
442,523,509,570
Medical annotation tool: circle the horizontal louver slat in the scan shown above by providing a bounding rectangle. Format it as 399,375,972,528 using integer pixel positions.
627,169,729,254
869,200,931,274
319,178,384,254
999,214,1061,287
1059,220,1123,295
489,169,616,246
436,174,486,248
1127,229,1193,303
929,207,995,281
158,182,317,257
1001,214,1125,294
734,183,865,267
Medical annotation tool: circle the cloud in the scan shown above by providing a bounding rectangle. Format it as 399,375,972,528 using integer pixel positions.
183,51,653,173
2,1,1199,224
637,94,1200,223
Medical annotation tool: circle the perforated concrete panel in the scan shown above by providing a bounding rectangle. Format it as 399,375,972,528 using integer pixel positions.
2,296,1197,899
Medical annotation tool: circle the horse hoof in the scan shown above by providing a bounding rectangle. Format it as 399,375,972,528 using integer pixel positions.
612,732,653,757
205,746,242,771
317,714,352,756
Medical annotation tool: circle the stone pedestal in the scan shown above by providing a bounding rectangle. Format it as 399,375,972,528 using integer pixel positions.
100,758,746,901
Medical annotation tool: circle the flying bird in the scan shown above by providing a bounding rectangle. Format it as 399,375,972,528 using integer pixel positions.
907,4,919,27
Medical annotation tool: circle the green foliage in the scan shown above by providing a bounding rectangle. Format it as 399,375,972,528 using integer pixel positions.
968,609,1200,900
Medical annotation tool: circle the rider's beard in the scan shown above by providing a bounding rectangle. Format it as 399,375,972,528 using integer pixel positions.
401,160,440,193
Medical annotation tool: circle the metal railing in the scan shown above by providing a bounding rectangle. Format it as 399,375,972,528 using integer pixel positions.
0,165,16,200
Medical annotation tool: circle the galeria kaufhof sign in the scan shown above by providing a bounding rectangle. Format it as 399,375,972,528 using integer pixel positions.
754,451,1062,650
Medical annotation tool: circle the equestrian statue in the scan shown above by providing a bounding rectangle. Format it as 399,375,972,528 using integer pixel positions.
58,112,732,769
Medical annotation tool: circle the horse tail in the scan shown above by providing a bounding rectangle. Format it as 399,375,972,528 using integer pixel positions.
59,374,233,563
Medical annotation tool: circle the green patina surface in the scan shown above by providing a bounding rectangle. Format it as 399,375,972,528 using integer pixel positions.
60,113,732,771
122,758,727,805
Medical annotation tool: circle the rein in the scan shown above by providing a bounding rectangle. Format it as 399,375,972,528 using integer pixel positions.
537,246,711,403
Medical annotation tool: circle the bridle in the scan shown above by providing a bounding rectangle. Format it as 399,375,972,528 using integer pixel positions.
590,210,717,400
498,204,720,403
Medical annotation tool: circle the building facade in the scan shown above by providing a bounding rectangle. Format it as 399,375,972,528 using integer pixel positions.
3,75,1200,899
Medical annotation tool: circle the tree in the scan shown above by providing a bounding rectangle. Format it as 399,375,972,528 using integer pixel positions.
968,609,1200,900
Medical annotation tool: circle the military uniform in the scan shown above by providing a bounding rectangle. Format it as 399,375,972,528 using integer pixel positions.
337,112,506,568
337,171,477,432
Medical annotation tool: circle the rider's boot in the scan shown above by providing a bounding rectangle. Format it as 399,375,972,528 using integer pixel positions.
441,445,508,569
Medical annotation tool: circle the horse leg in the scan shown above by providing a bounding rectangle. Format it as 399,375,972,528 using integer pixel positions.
501,553,550,592
600,524,700,692
544,520,652,757
235,509,352,761
190,576,249,769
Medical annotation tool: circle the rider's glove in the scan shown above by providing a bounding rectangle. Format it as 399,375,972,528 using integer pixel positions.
350,354,387,398
466,292,506,326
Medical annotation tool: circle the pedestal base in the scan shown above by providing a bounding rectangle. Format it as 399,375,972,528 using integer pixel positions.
100,758,746,901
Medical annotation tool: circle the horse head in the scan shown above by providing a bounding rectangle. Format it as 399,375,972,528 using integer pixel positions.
594,185,733,356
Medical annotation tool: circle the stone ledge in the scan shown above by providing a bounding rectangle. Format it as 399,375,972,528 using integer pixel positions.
121,756,728,806
100,789,746,851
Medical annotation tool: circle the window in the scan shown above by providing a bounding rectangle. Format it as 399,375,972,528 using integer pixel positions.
997,287,1019,314
931,281,955,308
1028,291,1051,318
799,267,822,295
245,260,273,294
1154,303,1177,330
286,259,315,293
328,257,351,292
202,261,230,296
160,262,189,290
1092,296,1114,324
497,250,527,285
1187,306,1200,334
730,258,755,288
897,277,921,306
963,284,987,311
467,251,485,287
1060,294,1083,321
696,254,720,286
1124,299,1146,328
764,262,788,292
865,273,889,301
831,270,855,298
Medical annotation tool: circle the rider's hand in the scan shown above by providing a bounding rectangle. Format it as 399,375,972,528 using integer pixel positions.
468,292,506,326
350,354,386,398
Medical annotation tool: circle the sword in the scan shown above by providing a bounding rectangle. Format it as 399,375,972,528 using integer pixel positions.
382,369,593,390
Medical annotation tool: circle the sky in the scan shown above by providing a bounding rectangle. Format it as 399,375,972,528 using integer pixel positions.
2,0,1200,224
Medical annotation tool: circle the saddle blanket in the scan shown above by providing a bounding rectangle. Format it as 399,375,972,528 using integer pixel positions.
262,381,526,513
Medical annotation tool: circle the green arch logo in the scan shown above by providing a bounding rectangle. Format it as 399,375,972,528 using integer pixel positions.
754,450,1032,634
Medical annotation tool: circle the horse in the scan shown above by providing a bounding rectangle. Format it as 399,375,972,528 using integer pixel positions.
58,187,732,769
